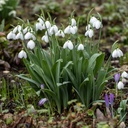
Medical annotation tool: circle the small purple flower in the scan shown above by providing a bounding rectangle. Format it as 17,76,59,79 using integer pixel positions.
114,73,120,83
38,98,48,106
40,84,44,89
109,93,114,105
105,94,109,108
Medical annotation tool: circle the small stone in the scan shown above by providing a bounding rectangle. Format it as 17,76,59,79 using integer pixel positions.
3,70,10,74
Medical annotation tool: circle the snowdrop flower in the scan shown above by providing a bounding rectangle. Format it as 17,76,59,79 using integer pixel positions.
8,10,16,17
77,44,84,51
24,32,36,40
45,21,51,29
16,32,24,40
92,20,102,29
13,25,22,33
71,18,76,26
64,25,77,34
90,16,98,24
7,31,16,40
90,16,102,29
24,32,32,40
18,50,27,59
27,40,35,49
86,24,91,30
64,26,71,34
38,98,48,106
117,81,124,90
23,27,28,34
35,22,43,31
70,26,77,34
38,17,44,24
49,25,58,35
42,35,49,43
63,40,73,50
85,29,94,38
112,48,123,58
121,71,128,79
55,30,65,37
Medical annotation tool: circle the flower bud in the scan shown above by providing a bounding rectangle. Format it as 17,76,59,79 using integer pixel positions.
114,73,120,83
38,98,48,106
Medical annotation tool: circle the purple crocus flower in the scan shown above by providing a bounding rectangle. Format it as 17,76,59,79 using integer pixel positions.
105,94,109,108
38,98,48,106
109,93,114,105
114,73,120,83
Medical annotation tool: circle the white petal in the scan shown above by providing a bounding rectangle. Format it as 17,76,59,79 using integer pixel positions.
121,71,128,78
88,29,94,38
112,49,118,58
67,40,73,50
45,21,51,29
24,32,32,40
27,40,35,49
90,16,97,25
117,81,124,90
64,26,71,34
18,50,27,59
78,44,84,51
71,18,76,26
63,41,68,49
16,32,24,40
7,31,16,40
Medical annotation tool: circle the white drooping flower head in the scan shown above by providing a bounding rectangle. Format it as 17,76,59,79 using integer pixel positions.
64,26,71,34
27,40,35,50
7,31,16,40
92,20,102,29
16,32,24,40
77,44,84,51
85,29,94,38
49,25,58,35
121,71,128,79
70,26,78,34
18,50,27,59
117,81,124,90
42,34,49,43
71,18,76,26
35,22,44,31
63,40,73,50
90,16,97,24
24,32,36,40
86,24,91,30
45,21,51,29
38,17,44,25
112,48,123,58
8,10,16,17
90,16,102,29
55,30,65,37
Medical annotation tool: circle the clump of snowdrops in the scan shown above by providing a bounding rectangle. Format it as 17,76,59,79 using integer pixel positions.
7,12,114,113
